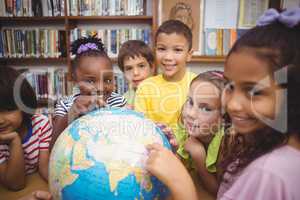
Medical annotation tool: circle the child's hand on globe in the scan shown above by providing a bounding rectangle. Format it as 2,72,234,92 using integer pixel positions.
146,143,198,200
69,82,107,120
146,143,184,185
156,123,178,151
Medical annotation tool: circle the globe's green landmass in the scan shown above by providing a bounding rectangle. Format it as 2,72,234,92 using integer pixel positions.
49,108,171,200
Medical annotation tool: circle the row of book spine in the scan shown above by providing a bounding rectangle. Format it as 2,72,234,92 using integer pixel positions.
68,0,144,16
23,68,72,100
114,72,128,95
71,28,151,57
0,0,65,17
203,28,248,56
0,29,67,58
22,68,129,101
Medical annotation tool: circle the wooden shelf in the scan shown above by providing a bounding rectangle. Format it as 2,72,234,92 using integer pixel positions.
190,56,226,63
67,15,152,20
0,57,68,65
0,16,66,22
67,15,153,24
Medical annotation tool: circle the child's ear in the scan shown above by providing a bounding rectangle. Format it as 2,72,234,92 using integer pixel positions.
187,49,193,62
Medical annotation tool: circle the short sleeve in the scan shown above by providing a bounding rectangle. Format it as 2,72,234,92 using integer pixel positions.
54,95,78,117
220,168,290,200
37,116,53,150
54,99,69,117
107,92,127,108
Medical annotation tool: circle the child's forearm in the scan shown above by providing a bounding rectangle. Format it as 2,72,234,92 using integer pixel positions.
192,155,219,195
4,137,26,190
38,151,50,182
168,170,198,200
50,115,69,150
39,167,48,182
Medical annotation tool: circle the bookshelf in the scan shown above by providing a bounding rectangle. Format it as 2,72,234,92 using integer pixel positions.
0,0,285,106
190,55,226,63
0,0,159,107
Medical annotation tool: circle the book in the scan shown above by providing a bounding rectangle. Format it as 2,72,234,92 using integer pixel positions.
68,0,145,16
70,27,151,57
0,29,66,58
204,28,217,56
238,0,269,28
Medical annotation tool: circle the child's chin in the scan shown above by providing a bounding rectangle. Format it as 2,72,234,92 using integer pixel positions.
197,134,214,143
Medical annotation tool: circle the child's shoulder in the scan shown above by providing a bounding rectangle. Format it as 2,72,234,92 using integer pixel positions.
246,145,300,178
186,70,197,81
137,74,164,89
31,114,50,126
143,74,164,83
107,92,127,108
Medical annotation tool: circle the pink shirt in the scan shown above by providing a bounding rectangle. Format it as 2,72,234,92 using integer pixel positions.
218,145,300,200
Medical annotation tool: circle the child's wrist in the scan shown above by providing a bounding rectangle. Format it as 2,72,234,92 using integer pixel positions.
11,134,22,145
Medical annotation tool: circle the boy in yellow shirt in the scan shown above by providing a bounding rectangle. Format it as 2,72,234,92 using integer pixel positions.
134,20,196,142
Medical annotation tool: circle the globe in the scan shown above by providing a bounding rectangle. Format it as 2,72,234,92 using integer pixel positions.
49,108,171,200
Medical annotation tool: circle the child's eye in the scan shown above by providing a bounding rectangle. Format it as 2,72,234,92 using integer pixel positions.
186,97,193,106
84,80,94,84
198,106,212,112
174,48,183,53
225,82,234,93
249,88,263,97
157,47,165,51
138,64,145,68
104,79,113,84
248,84,267,96
124,66,132,71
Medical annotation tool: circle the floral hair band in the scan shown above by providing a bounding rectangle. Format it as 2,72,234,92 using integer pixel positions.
77,42,99,54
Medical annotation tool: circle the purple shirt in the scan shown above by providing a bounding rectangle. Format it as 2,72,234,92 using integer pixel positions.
218,145,300,200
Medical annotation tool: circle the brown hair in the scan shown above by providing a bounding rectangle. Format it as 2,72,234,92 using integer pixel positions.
155,20,192,50
117,40,154,72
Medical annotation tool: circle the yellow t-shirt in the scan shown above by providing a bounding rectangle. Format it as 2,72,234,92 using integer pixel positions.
124,89,136,107
134,71,196,139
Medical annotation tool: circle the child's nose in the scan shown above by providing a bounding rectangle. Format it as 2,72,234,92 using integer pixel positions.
226,92,244,114
133,68,139,76
163,50,174,60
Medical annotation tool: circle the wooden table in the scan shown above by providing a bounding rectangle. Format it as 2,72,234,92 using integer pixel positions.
0,173,214,200
0,173,48,200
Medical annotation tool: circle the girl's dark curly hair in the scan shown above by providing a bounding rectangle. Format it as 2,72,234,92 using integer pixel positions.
218,19,300,181
70,36,111,75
